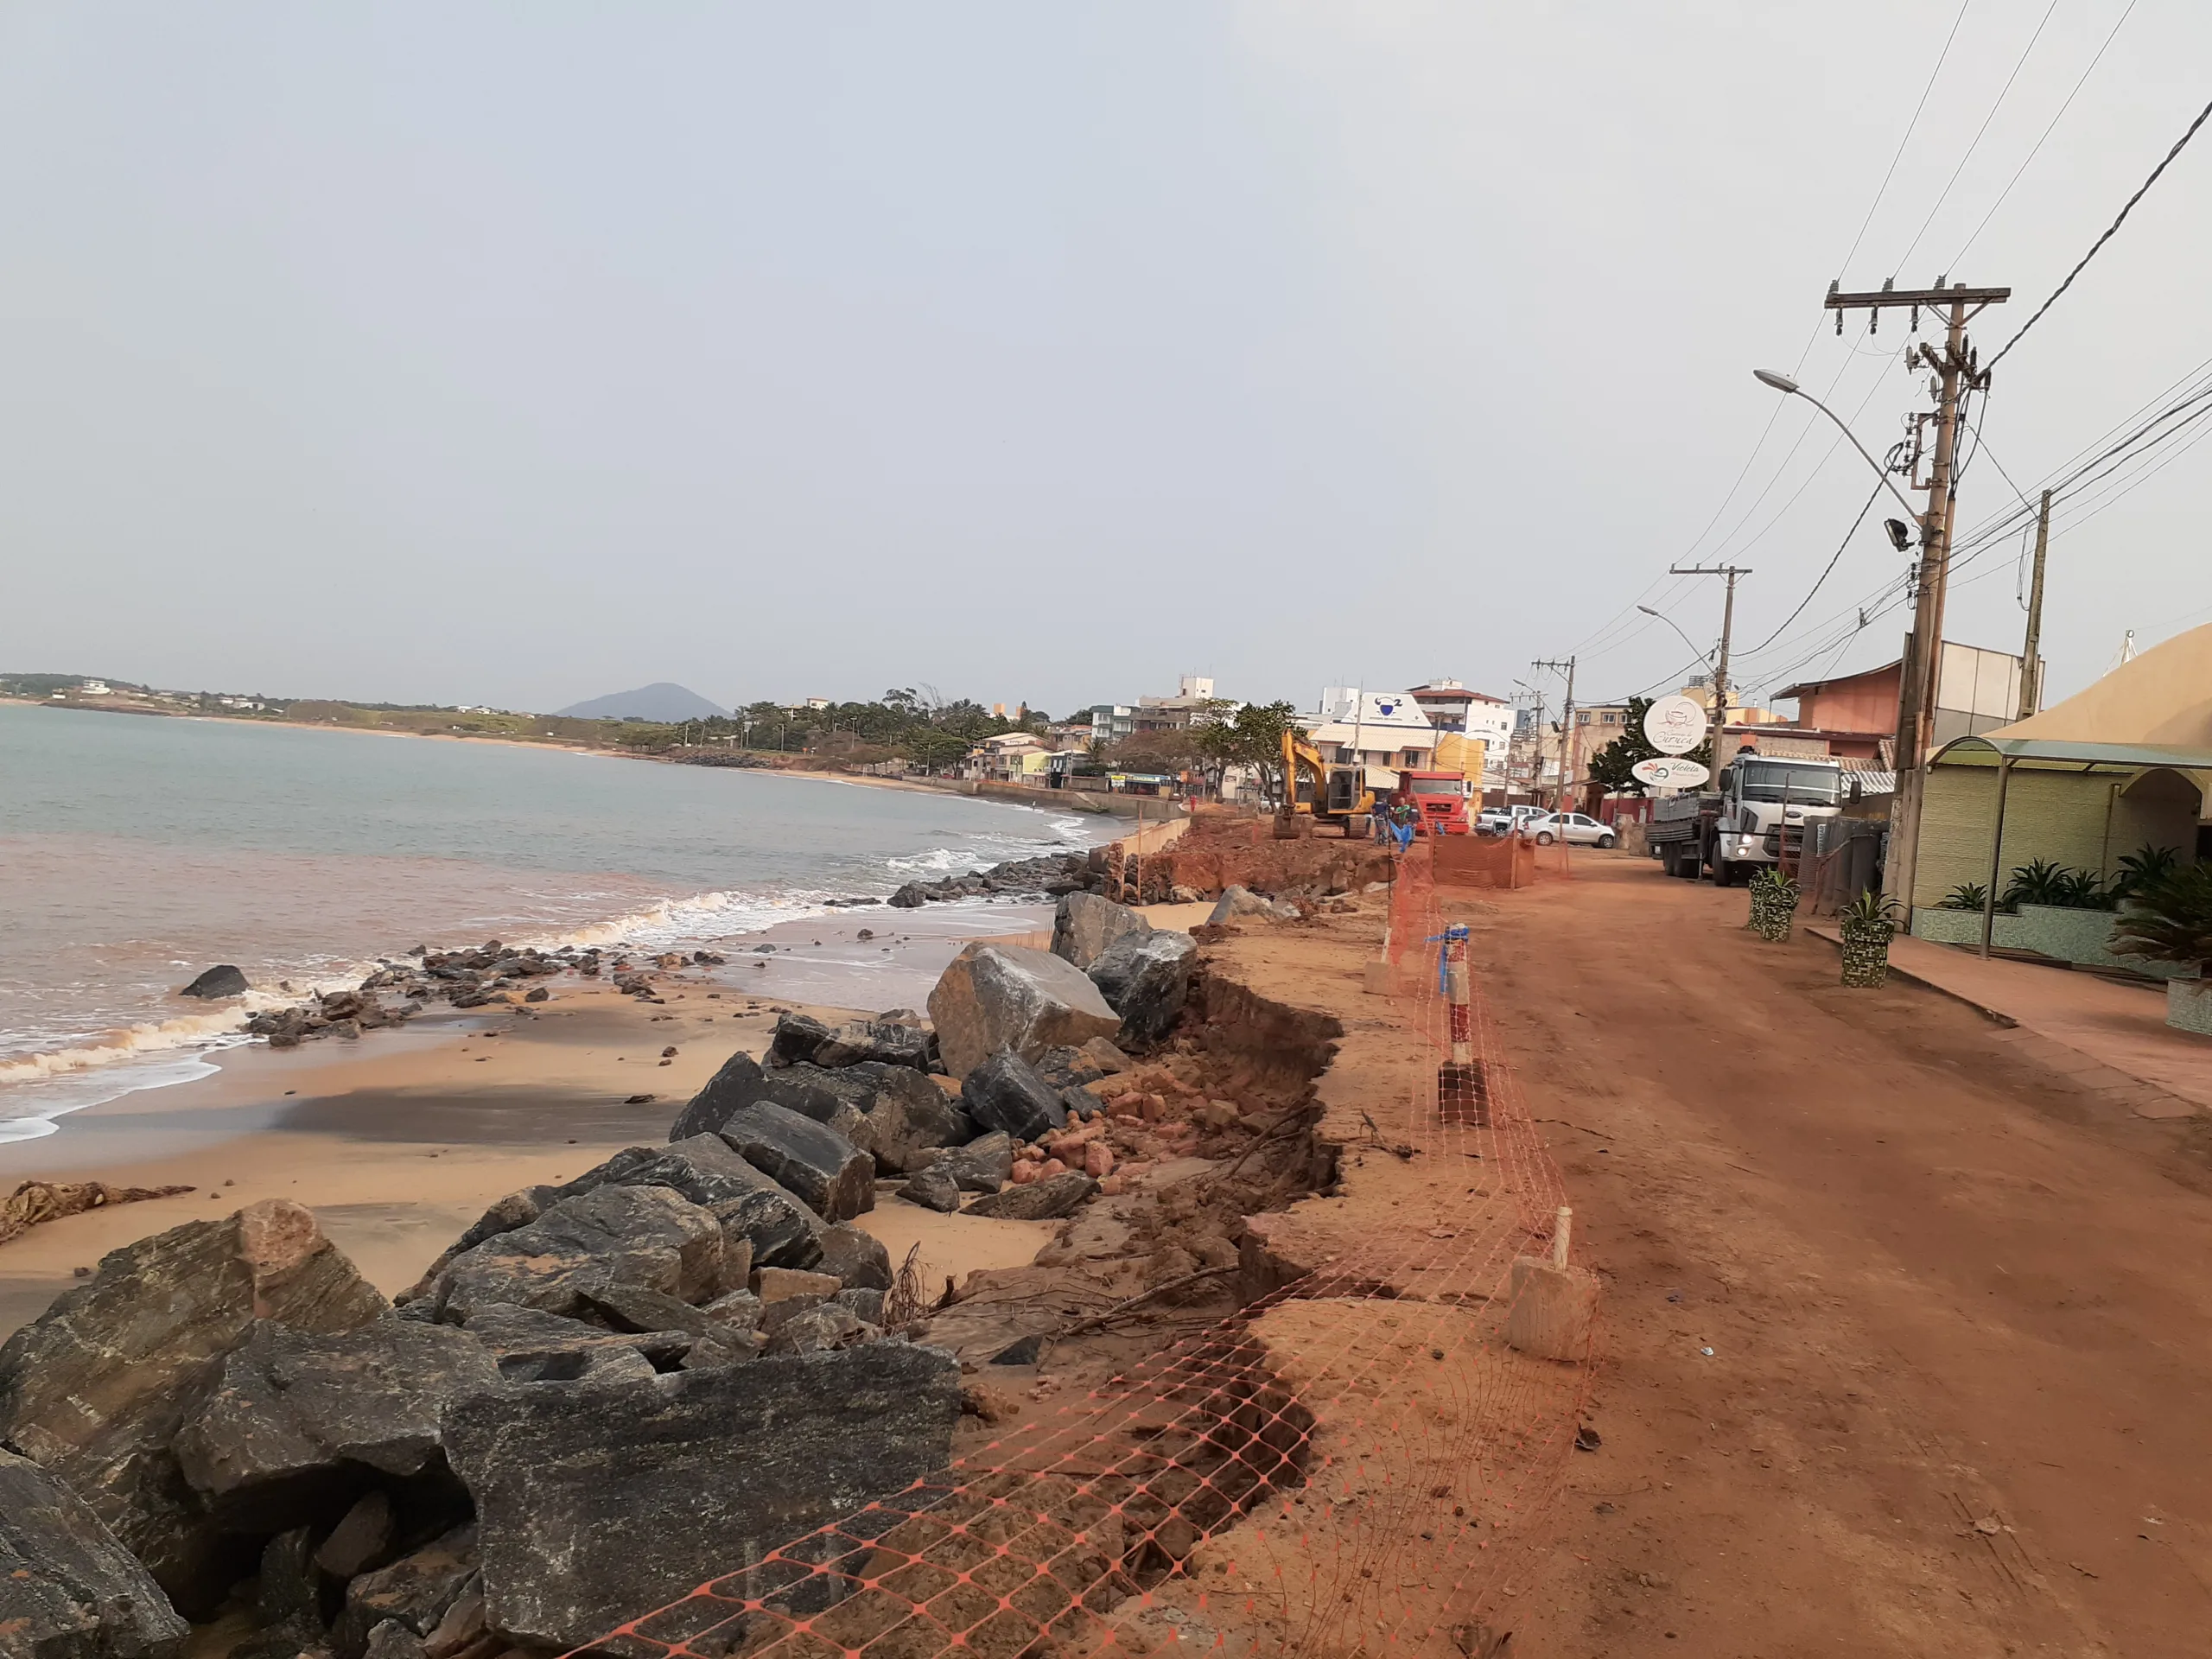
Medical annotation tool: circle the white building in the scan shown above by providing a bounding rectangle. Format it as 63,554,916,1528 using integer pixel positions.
1305,689,1440,789
1406,680,1514,787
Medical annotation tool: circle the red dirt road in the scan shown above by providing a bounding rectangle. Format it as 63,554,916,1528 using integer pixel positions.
1455,854,2212,1656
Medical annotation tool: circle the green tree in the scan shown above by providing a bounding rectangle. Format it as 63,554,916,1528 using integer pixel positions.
1198,700,1302,803
1583,696,1712,795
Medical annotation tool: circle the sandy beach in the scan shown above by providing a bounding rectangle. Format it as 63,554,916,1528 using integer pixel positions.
0,897,1153,1338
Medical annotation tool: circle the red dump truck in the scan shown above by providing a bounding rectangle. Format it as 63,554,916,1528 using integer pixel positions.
1393,771,1474,836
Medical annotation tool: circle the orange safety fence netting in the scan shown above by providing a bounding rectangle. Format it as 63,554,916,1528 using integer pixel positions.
571,850,1592,1659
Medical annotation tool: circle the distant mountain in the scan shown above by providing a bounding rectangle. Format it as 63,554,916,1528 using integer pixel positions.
556,683,728,721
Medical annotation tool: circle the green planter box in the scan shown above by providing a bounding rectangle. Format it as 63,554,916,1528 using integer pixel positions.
1911,907,2029,950
1912,904,2193,980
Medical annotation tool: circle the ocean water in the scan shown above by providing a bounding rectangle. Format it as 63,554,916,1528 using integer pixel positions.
0,704,1095,1144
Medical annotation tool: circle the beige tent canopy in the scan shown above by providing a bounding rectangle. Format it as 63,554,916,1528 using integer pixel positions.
1918,624,2212,952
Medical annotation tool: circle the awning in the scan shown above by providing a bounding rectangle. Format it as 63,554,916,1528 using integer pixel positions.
1931,734,2212,772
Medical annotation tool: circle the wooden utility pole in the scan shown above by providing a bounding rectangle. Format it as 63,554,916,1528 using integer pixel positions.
1669,565,1751,768
1821,280,2009,913
1532,658,1578,808
2017,489,2051,721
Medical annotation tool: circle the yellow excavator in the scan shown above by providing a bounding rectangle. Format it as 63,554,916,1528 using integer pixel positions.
1275,730,1375,837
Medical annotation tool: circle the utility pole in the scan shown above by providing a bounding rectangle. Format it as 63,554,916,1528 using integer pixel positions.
1823,279,2009,912
1532,657,1577,809
1669,565,1751,767
2017,488,2050,721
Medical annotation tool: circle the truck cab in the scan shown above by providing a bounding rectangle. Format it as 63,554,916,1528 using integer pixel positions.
1395,770,1473,836
1712,754,1845,879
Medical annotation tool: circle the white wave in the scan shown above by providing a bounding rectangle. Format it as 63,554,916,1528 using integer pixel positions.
0,1010,253,1087
531,887,849,953
0,1038,250,1144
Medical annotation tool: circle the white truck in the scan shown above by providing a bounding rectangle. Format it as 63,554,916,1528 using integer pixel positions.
1645,754,1846,885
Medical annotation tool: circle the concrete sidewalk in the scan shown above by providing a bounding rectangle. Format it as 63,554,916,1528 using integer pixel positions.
1807,924,2212,1120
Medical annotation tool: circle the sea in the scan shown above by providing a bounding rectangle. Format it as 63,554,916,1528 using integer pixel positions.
0,703,1097,1147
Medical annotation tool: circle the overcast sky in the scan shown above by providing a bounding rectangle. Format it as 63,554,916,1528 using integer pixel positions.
5,3,2207,718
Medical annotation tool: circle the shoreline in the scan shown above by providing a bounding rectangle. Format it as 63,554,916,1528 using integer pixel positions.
0,897,1109,1338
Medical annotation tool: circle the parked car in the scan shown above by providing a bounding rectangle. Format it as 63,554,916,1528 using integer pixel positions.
1476,804,1547,837
1525,810,1616,849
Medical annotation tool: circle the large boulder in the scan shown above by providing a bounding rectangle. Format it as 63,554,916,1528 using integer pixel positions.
178,965,249,1000
171,1320,499,1530
444,1346,962,1650
1050,893,1152,971
959,1052,1068,1144
814,1224,892,1294
820,1065,975,1174
932,1131,1014,1193
1206,885,1297,924
763,1012,834,1068
668,1052,772,1141
1087,929,1198,1046
925,944,1121,1080
0,1201,387,1614
812,1020,931,1071
554,1137,823,1272
965,1171,1098,1221
0,1449,188,1659
714,1103,874,1223
454,1304,693,1381
427,1185,725,1324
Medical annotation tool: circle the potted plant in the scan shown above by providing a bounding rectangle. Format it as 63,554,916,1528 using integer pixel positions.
2110,861,2212,1035
1749,867,1801,943
1838,889,1901,988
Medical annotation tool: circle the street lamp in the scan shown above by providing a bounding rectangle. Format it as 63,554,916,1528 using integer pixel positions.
1751,368,1923,533
1636,604,1713,664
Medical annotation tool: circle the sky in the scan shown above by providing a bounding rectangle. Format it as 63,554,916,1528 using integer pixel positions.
4,2,2209,720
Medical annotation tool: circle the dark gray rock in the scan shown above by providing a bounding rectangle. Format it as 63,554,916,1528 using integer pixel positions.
926,944,1121,1078
833,1287,886,1325
363,1622,427,1659
575,1281,711,1337
765,1012,834,1067
257,1526,322,1638
765,1304,869,1356
555,1137,822,1271
715,1103,874,1223
700,1289,761,1331
667,1051,772,1141
887,882,929,908
443,1346,961,1649
965,1172,1098,1221
397,1189,557,1304
933,1131,1014,1193
811,1019,931,1071
178,965,250,1000
455,1304,692,1378
756,1293,832,1343
896,1167,961,1212
1050,893,1152,970
429,1185,724,1323
677,1325,763,1370
814,1224,892,1293
0,1202,387,1615
333,1526,477,1659
315,1489,397,1580
0,1448,188,1659
1087,928,1198,1046
960,1052,1067,1143
172,1319,499,1530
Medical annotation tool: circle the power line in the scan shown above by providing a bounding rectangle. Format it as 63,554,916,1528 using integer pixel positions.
1837,0,1976,276
1987,91,2212,372
1894,0,2063,271
1739,480,1885,656
1952,0,2139,265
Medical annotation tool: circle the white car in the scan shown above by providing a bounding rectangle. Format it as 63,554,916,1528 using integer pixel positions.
1525,810,1617,849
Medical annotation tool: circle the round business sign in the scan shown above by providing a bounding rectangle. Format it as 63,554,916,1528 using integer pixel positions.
1631,756,1711,790
1643,694,1709,756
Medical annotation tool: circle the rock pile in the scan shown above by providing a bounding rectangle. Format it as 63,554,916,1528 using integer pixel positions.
886,850,1090,909
0,1167,960,1659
